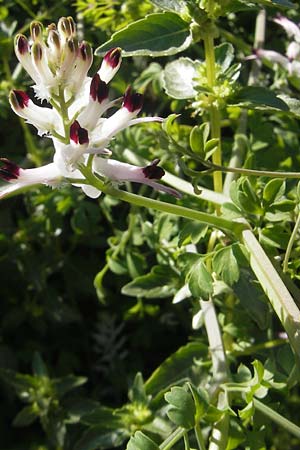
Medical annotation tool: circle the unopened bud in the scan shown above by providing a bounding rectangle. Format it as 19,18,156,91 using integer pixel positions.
15,34,29,55
30,21,43,41
104,47,122,68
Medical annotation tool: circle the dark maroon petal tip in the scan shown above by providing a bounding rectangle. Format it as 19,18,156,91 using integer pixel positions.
90,74,109,103
123,86,143,113
16,35,29,55
12,90,30,109
79,42,92,61
0,158,20,181
70,120,89,145
142,159,165,180
104,47,121,68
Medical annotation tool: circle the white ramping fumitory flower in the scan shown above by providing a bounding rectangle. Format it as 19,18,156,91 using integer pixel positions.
1,16,180,200
249,15,300,77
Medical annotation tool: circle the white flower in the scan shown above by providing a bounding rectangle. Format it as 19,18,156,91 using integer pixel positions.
1,17,180,201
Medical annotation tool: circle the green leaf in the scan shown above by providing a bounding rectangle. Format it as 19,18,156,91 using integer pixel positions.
145,342,207,396
188,259,214,299
178,222,208,247
263,179,285,206
79,406,122,428
127,431,159,450
121,265,179,298
74,428,128,450
231,87,289,111
13,405,39,427
187,383,209,420
128,373,149,405
150,0,188,13
163,57,200,99
212,244,241,286
165,386,195,428
32,352,48,377
53,375,87,398
95,13,192,57
215,42,234,73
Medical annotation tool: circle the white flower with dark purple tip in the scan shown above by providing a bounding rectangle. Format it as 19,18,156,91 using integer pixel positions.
273,15,300,42
0,158,63,199
77,74,110,130
9,90,60,136
93,158,181,198
98,47,122,83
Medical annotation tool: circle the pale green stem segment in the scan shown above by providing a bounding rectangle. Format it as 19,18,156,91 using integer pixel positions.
78,165,248,236
242,229,300,363
194,424,207,450
203,33,223,194
223,8,266,194
184,433,191,450
283,209,300,273
159,427,186,450
253,398,300,439
201,299,229,450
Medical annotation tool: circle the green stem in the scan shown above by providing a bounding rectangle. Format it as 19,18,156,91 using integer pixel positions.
203,33,222,194
184,433,191,450
194,424,207,450
78,165,248,236
253,398,300,439
283,209,300,273
159,427,186,450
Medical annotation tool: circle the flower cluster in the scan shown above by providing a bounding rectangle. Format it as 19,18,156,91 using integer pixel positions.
251,15,300,77
1,17,180,199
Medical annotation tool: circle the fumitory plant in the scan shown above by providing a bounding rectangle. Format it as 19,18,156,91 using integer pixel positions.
2,1,300,450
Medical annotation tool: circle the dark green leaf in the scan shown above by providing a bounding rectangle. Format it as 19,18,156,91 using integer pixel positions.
32,352,48,377
13,405,39,427
53,375,87,398
95,13,192,57
215,43,234,73
145,342,207,396
128,373,149,405
121,265,179,298
74,428,128,450
231,87,289,111
178,222,208,246
263,179,285,206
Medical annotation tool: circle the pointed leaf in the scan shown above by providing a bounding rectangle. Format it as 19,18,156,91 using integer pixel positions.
188,259,213,299
127,431,159,450
95,13,192,57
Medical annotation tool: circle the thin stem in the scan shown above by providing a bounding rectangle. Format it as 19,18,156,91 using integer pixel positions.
194,424,207,450
184,433,191,450
159,427,186,450
283,209,300,273
253,398,300,439
78,165,248,236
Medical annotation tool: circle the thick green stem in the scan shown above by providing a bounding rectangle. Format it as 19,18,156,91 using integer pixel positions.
242,229,300,364
203,33,222,194
194,423,207,450
253,398,300,439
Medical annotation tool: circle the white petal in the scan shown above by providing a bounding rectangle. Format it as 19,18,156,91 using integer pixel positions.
274,16,300,41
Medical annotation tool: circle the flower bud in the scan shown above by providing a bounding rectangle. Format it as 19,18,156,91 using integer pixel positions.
30,21,44,41
90,74,109,103
98,47,122,83
9,90,30,109
15,34,29,55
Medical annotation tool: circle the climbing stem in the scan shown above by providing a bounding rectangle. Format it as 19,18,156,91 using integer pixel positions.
78,165,248,236
203,32,222,194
